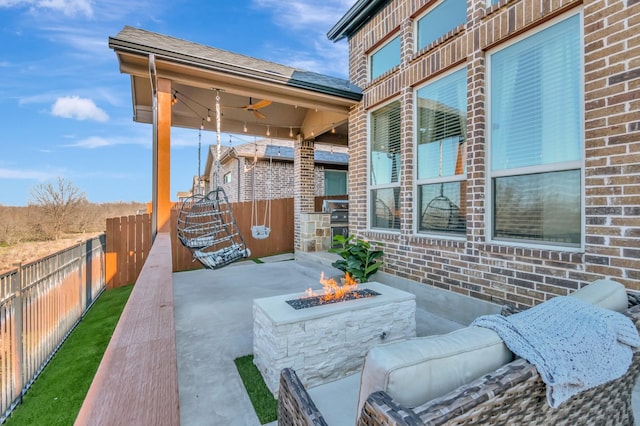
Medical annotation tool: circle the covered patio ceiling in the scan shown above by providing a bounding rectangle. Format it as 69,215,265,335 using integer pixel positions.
109,26,362,145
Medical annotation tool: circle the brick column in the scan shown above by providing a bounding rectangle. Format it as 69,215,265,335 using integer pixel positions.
294,139,316,251
466,52,487,246
583,0,640,283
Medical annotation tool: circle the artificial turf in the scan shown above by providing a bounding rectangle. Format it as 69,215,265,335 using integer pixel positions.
4,284,133,426
234,355,278,424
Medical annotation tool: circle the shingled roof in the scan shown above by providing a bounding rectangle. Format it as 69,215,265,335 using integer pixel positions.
110,26,361,100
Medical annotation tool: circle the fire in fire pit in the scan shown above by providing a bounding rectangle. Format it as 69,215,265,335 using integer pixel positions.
286,272,380,310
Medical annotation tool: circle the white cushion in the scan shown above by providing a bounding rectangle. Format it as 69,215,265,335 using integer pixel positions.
356,278,628,418
356,326,512,416
568,279,628,312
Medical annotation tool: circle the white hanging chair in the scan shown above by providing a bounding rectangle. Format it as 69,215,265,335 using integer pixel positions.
251,152,272,240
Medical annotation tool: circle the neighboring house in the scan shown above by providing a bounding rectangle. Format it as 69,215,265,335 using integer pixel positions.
328,0,640,306
203,138,349,202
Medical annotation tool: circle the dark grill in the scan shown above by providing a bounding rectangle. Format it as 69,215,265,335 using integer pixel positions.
322,200,349,242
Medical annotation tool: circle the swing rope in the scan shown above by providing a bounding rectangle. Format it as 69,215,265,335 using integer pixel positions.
215,90,222,188
250,142,272,240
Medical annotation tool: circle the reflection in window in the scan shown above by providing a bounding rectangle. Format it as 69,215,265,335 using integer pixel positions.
416,0,467,51
416,68,467,235
490,15,582,247
370,101,401,230
370,35,401,80
493,171,581,245
419,182,466,233
372,187,401,230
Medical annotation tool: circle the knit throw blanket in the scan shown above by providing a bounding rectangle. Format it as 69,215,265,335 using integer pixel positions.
471,296,640,408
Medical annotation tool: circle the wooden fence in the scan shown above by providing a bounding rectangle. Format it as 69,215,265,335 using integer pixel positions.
106,198,296,288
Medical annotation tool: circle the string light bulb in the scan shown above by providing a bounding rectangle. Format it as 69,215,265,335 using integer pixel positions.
243,122,247,132
331,124,336,134
171,93,178,105
289,127,293,138
206,109,211,122
200,119,204,130
266,125,270,136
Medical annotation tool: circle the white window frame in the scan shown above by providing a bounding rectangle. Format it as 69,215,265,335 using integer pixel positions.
413,65,468,239
368,34,401,81
485,11,585,252
368,98,402,233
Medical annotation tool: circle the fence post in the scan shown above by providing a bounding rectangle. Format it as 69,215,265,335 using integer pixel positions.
78,241,85,315
11,263,23,404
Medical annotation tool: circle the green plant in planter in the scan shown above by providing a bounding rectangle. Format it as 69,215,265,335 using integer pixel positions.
328,234,384,283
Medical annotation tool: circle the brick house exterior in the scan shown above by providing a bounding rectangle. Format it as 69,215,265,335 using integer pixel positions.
329,0,639,309
204,139,349,203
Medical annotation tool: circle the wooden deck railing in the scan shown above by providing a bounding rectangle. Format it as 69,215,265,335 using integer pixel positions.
75,232,179,425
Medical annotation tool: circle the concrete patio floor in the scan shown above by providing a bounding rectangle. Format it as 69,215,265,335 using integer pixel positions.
173,252,640,426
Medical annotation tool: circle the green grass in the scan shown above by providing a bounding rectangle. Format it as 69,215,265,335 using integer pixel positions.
234,355,278,424
5,284,133,426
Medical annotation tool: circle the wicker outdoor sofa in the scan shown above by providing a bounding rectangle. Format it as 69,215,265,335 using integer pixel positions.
278,282,640,425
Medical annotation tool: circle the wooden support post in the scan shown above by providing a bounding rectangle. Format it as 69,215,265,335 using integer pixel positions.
156,78,172,234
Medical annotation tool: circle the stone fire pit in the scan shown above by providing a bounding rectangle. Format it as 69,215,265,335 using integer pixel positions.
253,282,416,396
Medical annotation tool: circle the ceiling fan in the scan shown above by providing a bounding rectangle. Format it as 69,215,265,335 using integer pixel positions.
238,97,272,119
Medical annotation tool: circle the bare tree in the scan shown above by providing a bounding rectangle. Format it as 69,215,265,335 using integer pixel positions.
30,177,87,240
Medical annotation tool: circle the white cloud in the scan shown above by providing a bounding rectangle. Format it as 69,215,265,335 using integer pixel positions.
66,136,112,148
252,0,353,78
0,167,59,181
0,0,93,17
64,134,149,149
43,27,107,56
51,96,109,122
252,0,353,30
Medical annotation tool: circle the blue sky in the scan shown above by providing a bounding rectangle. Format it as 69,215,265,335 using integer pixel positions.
0,0,354,206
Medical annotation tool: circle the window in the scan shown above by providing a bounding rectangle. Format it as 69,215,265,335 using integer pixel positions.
370,101,401,230
223,172,232,184
416,0,467,51
489,14,582,247
370,35,400,80
325,170,347,196
416,68,467,235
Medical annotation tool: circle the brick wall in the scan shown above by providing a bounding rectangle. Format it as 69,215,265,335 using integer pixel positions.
346,0,640,309
217,157,329,203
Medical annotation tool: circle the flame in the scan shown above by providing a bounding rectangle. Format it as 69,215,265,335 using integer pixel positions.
304,272,360,303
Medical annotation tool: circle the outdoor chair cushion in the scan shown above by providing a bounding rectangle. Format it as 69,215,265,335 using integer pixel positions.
356,278,629,418
569,278,628,312
356,326,512,416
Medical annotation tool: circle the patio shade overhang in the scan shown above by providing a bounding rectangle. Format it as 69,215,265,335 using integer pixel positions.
109,26,362,145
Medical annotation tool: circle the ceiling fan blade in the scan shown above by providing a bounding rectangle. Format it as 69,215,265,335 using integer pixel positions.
252,99,272,110
253,110,266,120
